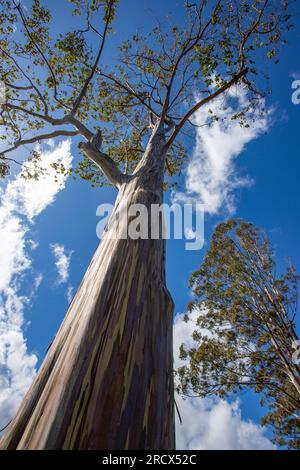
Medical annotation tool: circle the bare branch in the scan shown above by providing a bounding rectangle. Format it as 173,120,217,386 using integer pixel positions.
0,129,79,156
66,115,94,141
98,71,160,119
4,102,64,125
238,0,269,70
166,68,248,149
161,0,222,121
78,130,125,188
4,82,33,91
13,0,70,110
0,46,49,115
4,100,95,142
71,0,115,115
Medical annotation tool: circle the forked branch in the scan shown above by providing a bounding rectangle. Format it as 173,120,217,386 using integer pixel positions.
78,130,125,189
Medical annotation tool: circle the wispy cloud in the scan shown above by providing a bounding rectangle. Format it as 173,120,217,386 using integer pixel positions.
0,140,72,430
66,285,74,304
50,243,74,304
50,243,72,285
173,86,270,215
173,310,274,450
290,71,300,80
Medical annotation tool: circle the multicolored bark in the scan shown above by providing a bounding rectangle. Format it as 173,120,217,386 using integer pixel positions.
0,123,175,450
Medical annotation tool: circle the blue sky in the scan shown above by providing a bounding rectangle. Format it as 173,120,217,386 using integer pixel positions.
0,0,299,449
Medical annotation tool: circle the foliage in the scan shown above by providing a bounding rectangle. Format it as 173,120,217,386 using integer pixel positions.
0,0,293,184
177,219,300,449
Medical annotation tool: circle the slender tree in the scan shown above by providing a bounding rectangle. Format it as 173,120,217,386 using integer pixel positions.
177,219,300,449
0,0,292,450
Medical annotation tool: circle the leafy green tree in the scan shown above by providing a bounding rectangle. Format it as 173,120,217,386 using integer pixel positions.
177,219,300,449
0,0,293,450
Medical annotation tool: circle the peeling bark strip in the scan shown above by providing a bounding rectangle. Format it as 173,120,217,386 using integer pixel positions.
0,123,175,450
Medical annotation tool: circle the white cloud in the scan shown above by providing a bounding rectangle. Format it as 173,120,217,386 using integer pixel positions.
66,285,74,304
173,86,269,215
290,71,300,80
0,140,72,430
5,140,72,222
173,310,275,450
175,395,275,450
50,243,74,305
50,243,72,285
28,239,39,251
32,273,43,292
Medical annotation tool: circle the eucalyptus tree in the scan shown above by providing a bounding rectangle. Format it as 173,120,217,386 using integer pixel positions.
0,0,292,450
178,219,300,449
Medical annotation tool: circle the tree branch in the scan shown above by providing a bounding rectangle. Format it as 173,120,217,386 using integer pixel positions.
98,71,160,119
161,0,222,121
4,101,97,143
78,130,125,189
166,68,248,149
13,0,69,110
0,129,79,156
71,0,114,115
4,82,33,91
4,102,63,125
0,46,49,115
66,115,94,141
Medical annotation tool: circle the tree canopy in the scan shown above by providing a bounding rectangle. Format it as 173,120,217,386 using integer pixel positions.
0,0,292,185
177,219,300,449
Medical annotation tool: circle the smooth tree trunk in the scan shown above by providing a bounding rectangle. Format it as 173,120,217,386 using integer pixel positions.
0,122,175,450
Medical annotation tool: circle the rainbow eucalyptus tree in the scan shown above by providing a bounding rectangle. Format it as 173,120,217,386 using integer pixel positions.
0,0,292,450
177,219,300,449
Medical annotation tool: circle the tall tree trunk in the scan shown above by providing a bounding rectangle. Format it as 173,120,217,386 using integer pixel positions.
0,123,175,450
